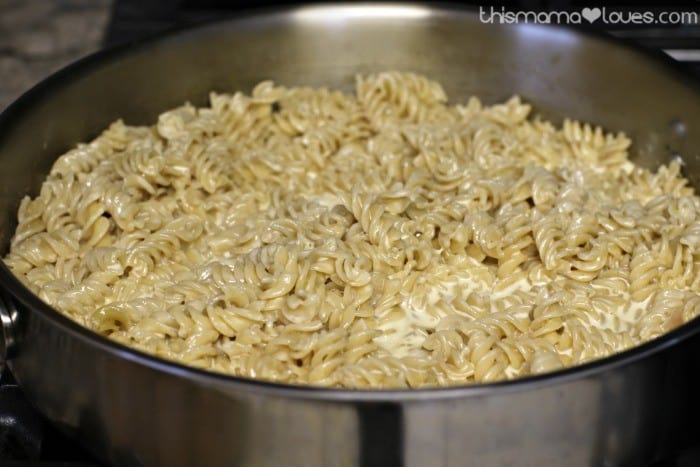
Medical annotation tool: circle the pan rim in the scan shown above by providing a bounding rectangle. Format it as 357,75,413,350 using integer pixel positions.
1,1,699,402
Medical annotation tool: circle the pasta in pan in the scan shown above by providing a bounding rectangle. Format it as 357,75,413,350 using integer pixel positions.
4,72,700,388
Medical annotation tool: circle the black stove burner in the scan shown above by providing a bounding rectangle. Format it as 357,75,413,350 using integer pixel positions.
0,371,42,462
0,369,103,466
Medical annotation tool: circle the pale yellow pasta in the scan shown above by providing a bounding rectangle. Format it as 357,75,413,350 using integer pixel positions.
4,71,700,388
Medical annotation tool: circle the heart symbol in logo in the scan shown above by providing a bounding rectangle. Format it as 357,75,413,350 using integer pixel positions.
581,7,602,23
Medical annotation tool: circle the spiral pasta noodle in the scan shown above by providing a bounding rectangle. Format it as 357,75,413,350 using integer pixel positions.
4,71,700,388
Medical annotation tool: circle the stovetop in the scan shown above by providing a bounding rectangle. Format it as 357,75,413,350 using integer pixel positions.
0,368,101,466
1,1,700,466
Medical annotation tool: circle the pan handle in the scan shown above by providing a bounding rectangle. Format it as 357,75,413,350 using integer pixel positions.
0,292,19,371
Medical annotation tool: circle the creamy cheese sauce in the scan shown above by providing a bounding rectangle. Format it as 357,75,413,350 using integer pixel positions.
374,268,486,358
379,269,655,374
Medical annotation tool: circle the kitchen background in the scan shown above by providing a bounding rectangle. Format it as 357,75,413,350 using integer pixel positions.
0,0,110,110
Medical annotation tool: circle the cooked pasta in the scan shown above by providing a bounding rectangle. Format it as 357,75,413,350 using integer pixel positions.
4,72,700,388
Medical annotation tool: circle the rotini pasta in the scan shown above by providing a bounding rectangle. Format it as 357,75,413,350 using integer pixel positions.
4,71,700,388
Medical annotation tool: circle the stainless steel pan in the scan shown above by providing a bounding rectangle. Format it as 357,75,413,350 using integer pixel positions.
1,4,699,466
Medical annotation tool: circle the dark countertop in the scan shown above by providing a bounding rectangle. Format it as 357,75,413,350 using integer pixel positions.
0,0,111,111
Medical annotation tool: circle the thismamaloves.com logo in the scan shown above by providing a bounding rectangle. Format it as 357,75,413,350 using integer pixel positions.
479,6,698,25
